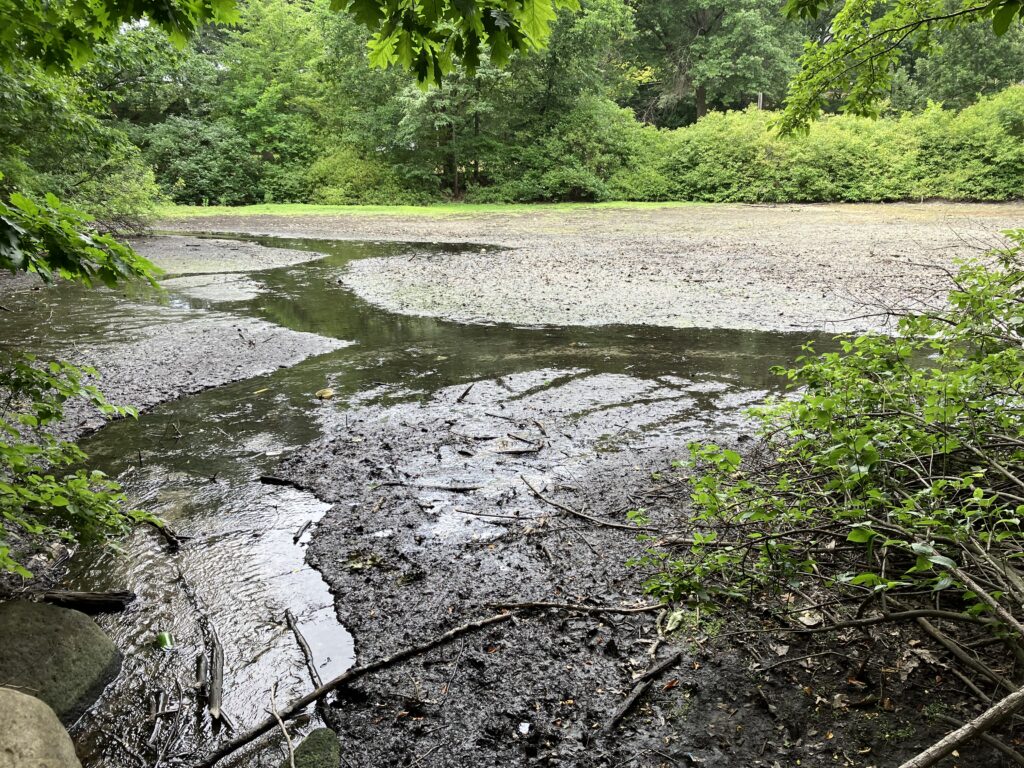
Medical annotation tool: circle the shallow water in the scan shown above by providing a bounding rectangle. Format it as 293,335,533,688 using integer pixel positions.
11,235,831,766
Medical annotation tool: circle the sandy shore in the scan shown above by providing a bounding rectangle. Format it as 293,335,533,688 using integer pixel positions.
164,202,1024,332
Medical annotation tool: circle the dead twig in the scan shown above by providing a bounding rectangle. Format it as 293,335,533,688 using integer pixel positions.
602,652,684,735
520,475,657,533
932,714,1024,766
269,683,295,768
293,520,312,545
489,600,663,615
285,609,323,688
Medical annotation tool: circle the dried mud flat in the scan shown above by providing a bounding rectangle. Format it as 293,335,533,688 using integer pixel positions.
166,202,1024,332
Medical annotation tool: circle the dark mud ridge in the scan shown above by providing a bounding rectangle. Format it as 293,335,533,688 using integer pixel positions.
271,371,991,767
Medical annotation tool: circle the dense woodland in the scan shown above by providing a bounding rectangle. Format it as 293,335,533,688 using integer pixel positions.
1,0,1023,222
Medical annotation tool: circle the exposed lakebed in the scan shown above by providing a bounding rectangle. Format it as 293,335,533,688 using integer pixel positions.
8,235,839,766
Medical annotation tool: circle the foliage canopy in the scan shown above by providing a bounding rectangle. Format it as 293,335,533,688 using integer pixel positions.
333,0,581,84
780,0,1024,131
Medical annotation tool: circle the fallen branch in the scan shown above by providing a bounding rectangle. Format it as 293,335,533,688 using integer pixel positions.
933,714,1024,766
208,623,225,722
292,520,312,545
285,609,322,688
269,683,295,768
196,611,515,767
146,520,186,552
602,652,683,735
520,475,657,533
489,600,663,615
777,609,996,634
898,685,1024,768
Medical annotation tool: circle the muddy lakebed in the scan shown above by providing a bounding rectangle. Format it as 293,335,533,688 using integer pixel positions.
7,213,1015,768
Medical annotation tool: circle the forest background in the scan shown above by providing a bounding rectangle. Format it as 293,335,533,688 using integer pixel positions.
2,0,1024,226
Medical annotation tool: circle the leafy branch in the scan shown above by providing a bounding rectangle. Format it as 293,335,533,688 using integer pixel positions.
633,229,1024,756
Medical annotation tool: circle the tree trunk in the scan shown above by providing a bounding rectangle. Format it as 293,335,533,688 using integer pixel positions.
695,84,707,119
450,119,459,198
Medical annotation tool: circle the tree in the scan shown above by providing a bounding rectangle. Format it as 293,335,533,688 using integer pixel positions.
891,16,1024,111
630,0,801,124
215,0,328,201
780,0,1024,131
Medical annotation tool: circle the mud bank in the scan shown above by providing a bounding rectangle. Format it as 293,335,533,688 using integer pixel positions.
0,236,345,437
268,369,992,767
163,202,1024,332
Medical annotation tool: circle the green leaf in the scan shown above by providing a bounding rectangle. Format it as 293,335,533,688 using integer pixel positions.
993,2,1022,35
847,527,876,543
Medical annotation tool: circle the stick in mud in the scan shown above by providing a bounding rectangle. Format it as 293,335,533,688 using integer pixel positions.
195,611,516,768
208,623,225,722
292,519,312,544
456,382,475,403
285,609,322,688
489,600,663,615
602,651,683,736
146,520,186,552
520,475,658,532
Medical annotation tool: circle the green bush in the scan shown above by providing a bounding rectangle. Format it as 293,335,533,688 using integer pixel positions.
141,117,263,206
484,97,673,202
909,88,1024,200
656,87,1024,203
306,146,424,205
63,140,164,233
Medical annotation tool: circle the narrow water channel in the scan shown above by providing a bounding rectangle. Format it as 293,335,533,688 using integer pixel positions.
15,235,827,766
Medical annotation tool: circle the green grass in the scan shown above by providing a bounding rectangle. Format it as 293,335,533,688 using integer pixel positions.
154,200,699,219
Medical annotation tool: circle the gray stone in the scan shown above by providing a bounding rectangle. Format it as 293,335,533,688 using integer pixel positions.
282,728,340,768
0,601,121,723
0,687,82,768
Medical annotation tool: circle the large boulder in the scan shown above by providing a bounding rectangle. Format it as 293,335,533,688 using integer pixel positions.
282,728,340,768
0,687,82,767
0,601,121,723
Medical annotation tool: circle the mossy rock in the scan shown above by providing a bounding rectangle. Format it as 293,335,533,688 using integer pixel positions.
0,687,82,767
0,601,121,723
283,728,340,768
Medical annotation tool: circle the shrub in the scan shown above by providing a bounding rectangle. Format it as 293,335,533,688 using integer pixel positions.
484,96,673,202
306,146,424,205
141,117,262,205
634,230,1024,654
656,87,1024,203
909,87,1024,200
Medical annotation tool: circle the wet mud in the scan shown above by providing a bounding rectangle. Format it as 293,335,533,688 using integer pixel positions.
0,227,1009,767
271,369,998,767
